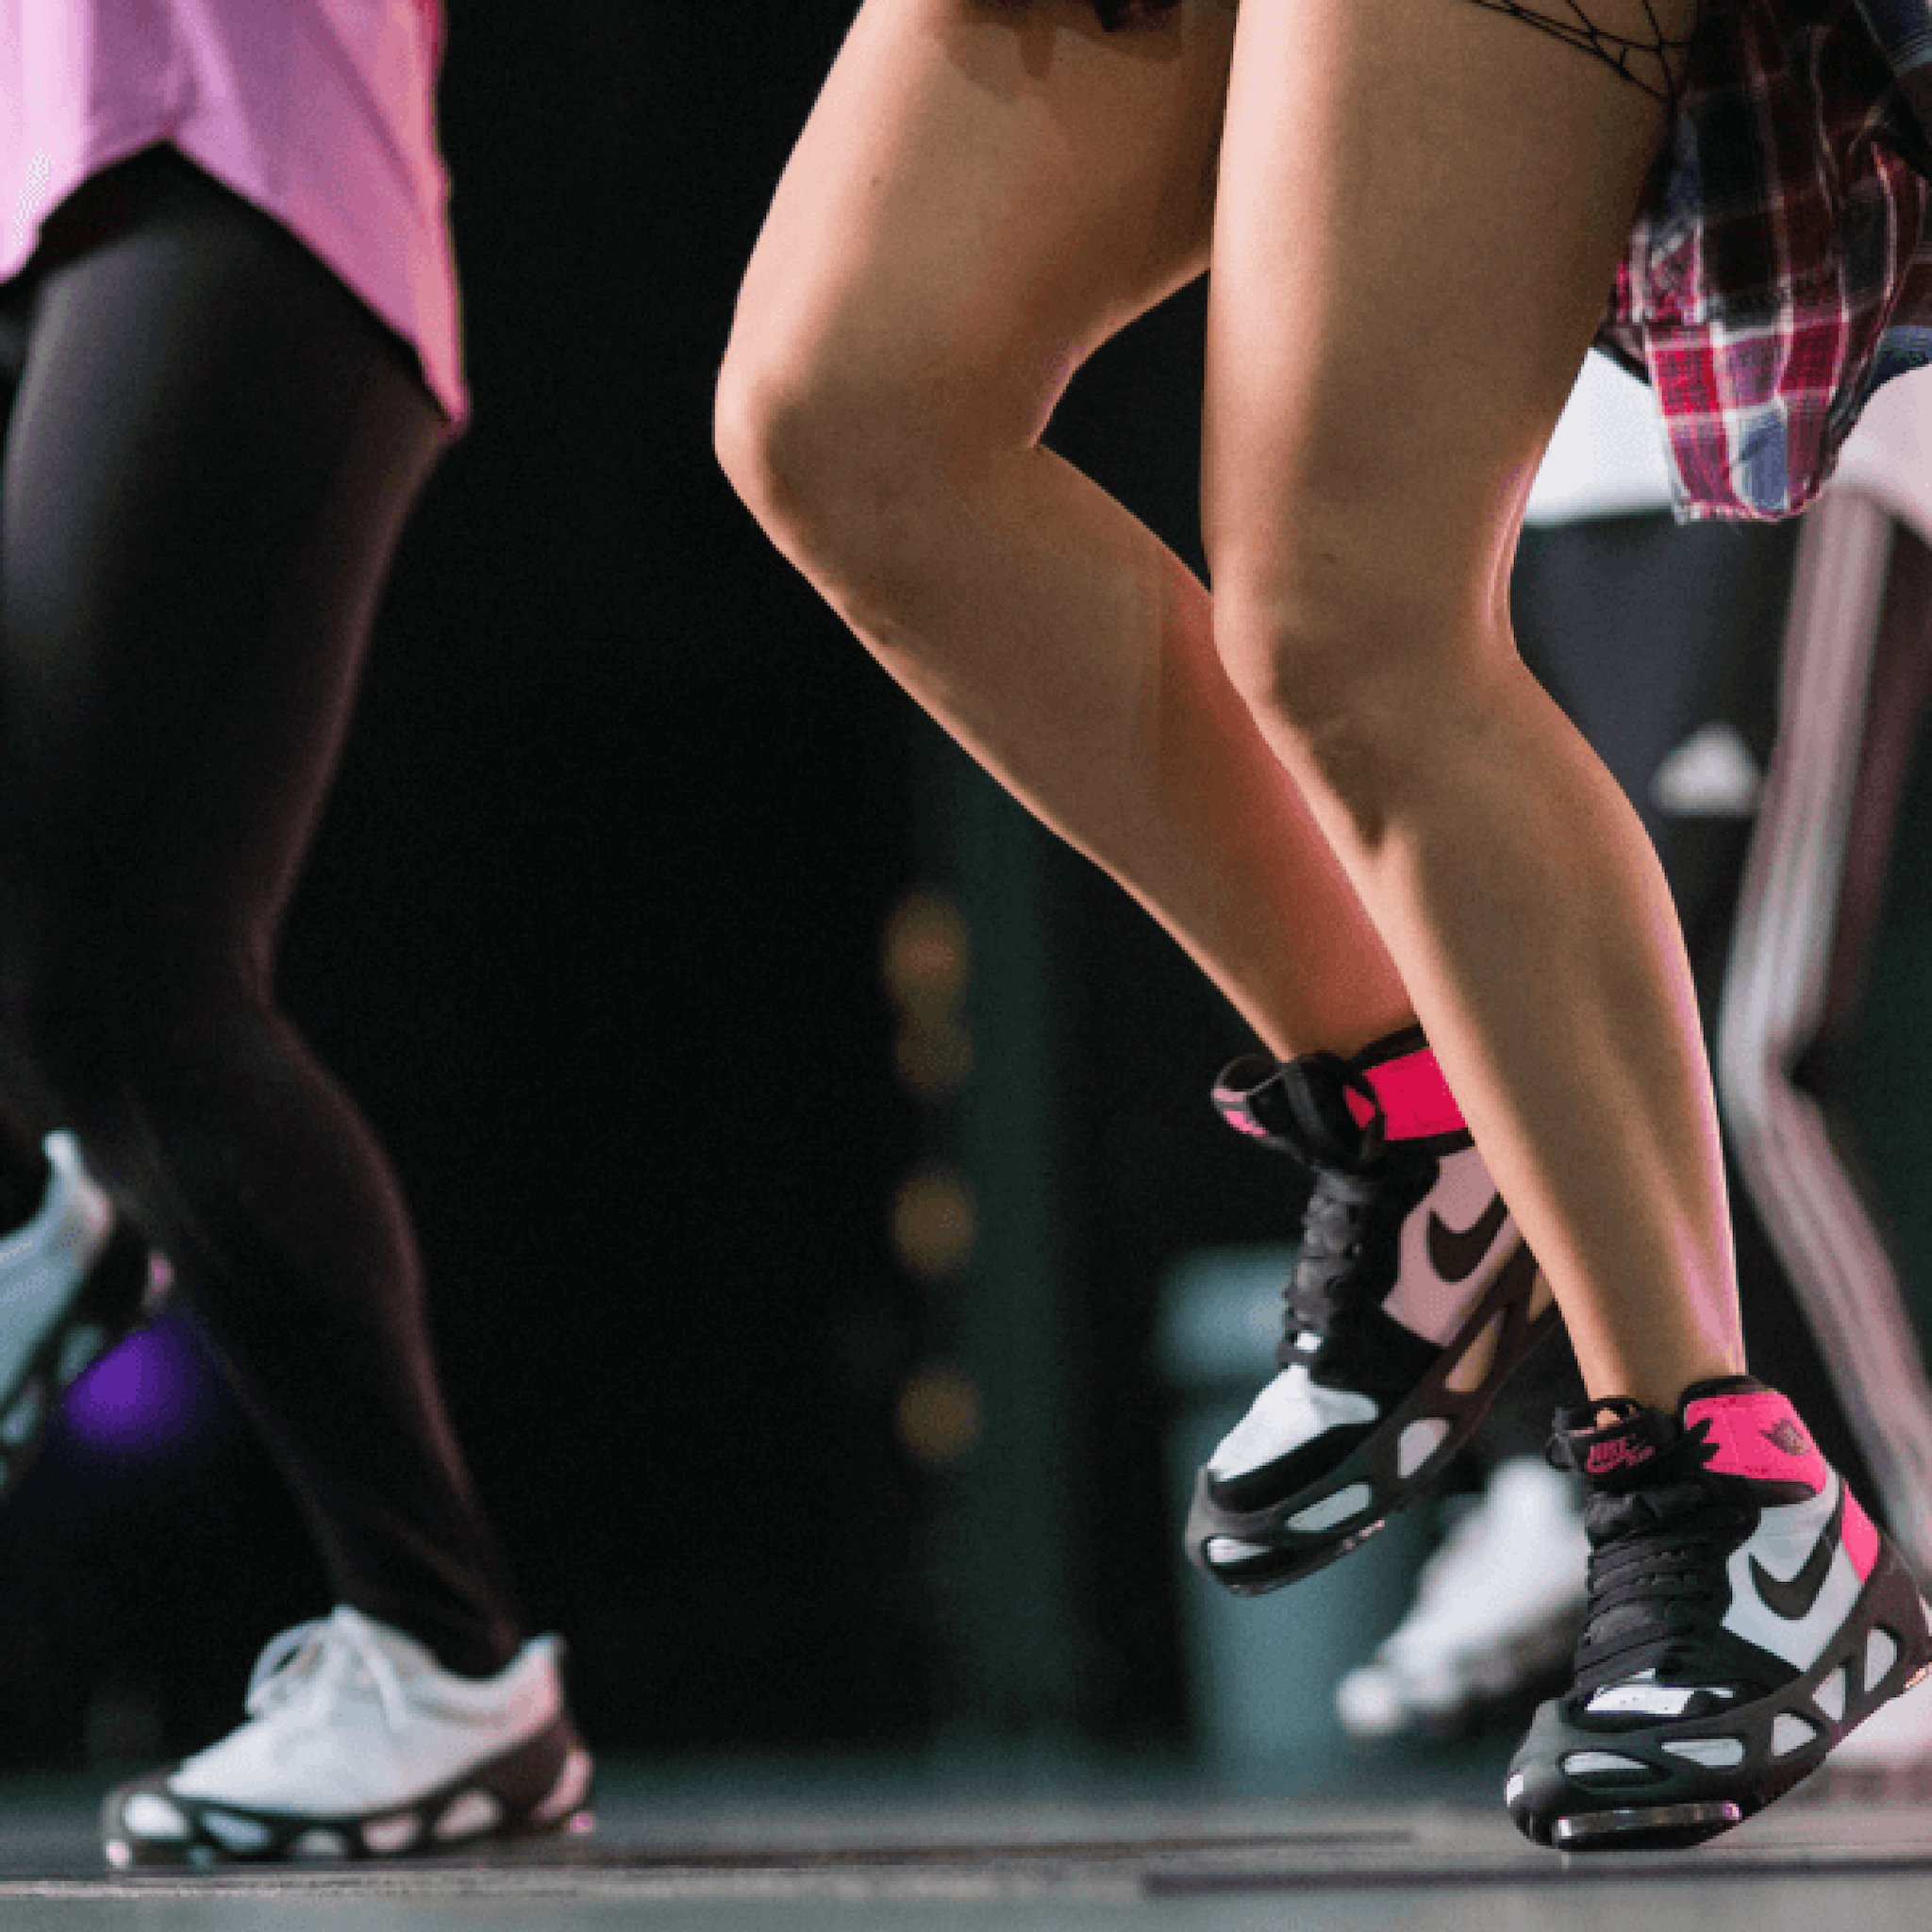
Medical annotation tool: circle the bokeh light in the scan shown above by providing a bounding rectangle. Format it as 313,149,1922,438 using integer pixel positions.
63,1307,216,1455
881,890,970,1008
894,1362,983,1468
884,891,974,1099
891,1168,979,1281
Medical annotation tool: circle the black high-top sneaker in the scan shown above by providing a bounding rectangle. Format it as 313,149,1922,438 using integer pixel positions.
1186,1027,1555,1595
1506,1375,1932,1851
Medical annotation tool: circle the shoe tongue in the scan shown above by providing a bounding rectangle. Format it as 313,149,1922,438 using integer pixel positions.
1214,1053,1378,1170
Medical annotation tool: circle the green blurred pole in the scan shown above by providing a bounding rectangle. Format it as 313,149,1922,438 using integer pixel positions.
908,716,1091,1745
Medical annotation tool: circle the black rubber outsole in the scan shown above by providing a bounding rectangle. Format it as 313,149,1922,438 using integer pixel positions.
1187,1241,1556,1596
1506,1533,1932,1851
101,1716,594,1868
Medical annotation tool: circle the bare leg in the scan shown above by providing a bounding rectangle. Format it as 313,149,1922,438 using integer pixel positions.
716,0,1411,1059
1201,0,1737,1405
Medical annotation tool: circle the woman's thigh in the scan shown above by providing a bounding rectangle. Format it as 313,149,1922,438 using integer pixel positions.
1201,0,1688,681
721,0,1238,463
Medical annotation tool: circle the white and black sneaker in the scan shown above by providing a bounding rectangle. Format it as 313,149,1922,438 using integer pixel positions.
1337,1457,1589,1740
1187,1027,1555,1594
1506,1377,1932,1850
102,1607,594,1867
0,1132,159,1500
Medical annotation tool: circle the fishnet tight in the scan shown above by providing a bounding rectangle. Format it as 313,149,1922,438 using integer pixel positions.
1462,0,1698,110
1091,0,1699,115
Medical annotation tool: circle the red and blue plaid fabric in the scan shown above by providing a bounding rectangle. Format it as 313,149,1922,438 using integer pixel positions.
1597,0,1932,517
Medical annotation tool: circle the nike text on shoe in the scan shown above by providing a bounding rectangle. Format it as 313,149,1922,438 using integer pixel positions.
0,1132,160,1502
1186,1026,1556,1595
1505,1376,1932,1852
101,1607,595,1867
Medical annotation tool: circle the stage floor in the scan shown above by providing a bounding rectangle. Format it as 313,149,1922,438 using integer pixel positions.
0,1765,1924,1928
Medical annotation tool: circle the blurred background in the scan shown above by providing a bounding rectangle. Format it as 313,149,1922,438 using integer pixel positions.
2,0,1932,1810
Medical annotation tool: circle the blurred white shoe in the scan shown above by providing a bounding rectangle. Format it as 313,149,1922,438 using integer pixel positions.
1337,1457,1589,1740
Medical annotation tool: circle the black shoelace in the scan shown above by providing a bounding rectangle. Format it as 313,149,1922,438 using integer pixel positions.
1283,1166,1388,1349
1572,1477,1754,1695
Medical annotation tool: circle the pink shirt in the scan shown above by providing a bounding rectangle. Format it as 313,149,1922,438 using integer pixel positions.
0,0,465,422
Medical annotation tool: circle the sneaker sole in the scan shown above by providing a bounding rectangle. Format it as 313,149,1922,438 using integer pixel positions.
1505,1537,1932,1851
1187,1241,1556,1595
0,1220,159,1505
101,1714,593,1868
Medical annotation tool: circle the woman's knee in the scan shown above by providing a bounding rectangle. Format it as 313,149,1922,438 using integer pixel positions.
714,326,1024,603
713,349,899,566
1208,531,1502,842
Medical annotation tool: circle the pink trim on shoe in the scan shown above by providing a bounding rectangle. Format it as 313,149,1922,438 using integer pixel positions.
1214,1095,1272,1141
1845,1490,1881,1582
1344,1044,1465,1141
1685,1388,1830,1491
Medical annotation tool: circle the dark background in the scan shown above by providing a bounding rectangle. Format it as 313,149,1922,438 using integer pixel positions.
4,0,1932,1782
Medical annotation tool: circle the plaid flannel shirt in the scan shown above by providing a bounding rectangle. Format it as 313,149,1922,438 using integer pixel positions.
1602,0,1932,518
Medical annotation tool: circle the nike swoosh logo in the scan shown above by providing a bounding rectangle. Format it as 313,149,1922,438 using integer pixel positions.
1427,1193,1509,1283
1750,1481,1844,1623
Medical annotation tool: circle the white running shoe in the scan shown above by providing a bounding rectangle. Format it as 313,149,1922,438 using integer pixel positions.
1337,1457,1590,1739
102,1607,594,1866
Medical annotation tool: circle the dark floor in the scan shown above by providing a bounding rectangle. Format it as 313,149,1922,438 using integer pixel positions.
0,1757,1924,1928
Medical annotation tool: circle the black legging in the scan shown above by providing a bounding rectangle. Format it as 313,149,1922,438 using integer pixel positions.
0,143,522,1679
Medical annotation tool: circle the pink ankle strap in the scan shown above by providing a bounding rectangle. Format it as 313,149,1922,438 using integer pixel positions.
1342,1042,1465,1141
